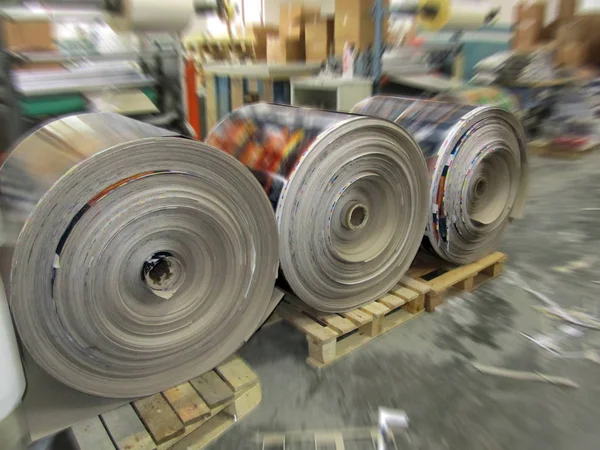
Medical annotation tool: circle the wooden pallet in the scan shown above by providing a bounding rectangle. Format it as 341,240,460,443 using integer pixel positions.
69,356,260,450
406,251,507,312
276,278,430,369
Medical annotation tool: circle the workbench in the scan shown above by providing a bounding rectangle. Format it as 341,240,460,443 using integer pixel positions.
383,73,464,97
290,77,373,112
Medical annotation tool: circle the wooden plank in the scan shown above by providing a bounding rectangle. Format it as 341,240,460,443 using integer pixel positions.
404,293,425,314
163,383,210,425
133,394,184,445
390,285,419,302
314,313,356,334
71,416,115,450
428,252,504,293
341,309,372,326
216,356,258,392
471,251,506,270
190,371,234,408
360,302,389,316
171,384,261,450
400,276,431,294
306,325,373,369
285,296,356,334
482,261,504,278
101,404,155,450
308,337,337,365
456,276,475,291
426,292,444,312
224,382,262,419
277,302,338,342
378,293,406,309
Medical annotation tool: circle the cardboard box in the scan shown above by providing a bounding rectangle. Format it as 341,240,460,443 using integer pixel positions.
1,19,55,51
13,62,63,71
512,2,546,50
334,0,388,54
558,0,578,25
267,36,305,63
556,41,589,67
242,24,279,60
280,2,321,39
554,14,600,65
334,17,378,56
305,17,334,61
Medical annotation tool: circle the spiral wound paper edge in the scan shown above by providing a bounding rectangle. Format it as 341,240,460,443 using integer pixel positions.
206,104,430,313
0,113,279,397
352,96,528,265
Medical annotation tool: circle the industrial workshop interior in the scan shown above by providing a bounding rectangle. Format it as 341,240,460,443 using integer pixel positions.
1,0,600,448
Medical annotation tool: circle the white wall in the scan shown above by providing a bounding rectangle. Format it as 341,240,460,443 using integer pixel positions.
184,16,208,37
265,0,335,25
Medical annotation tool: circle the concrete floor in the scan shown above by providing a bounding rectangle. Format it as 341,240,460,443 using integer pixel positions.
212,151,600,449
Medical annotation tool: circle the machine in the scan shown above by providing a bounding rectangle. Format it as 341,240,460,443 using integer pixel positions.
0,0,235,153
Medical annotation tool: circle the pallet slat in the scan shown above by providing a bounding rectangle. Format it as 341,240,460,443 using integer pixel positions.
133,394,185,444
277,302,339,342
284,295,357,334
341,309,372,326
72,356,260,450
360,302,389,316
163,383,211,425
378,293,406,309
390,285,419,301
400,275,431,294
216,356,259,392
101,404,155,450
190,371,235,408
171,383,261,450
71,416,115,450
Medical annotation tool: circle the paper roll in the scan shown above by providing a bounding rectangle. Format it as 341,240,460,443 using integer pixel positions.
206,104,429,313
0,276,25,422
0,113,279,397
418,0,498,31
109,0,194,33
352,96,528,264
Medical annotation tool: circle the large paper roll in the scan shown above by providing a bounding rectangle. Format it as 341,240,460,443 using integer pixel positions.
0,113,279,398
352,96,527,264
206,104,429,313
417,0,498,31
109,0,194,33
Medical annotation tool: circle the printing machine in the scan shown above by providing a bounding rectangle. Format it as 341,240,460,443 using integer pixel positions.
0,0,233,153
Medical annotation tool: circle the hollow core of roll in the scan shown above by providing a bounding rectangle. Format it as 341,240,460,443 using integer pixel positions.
142,251,184,299
467,151,512,226
343,203,369,230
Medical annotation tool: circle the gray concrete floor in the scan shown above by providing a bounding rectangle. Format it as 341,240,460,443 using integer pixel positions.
212,151,600,449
